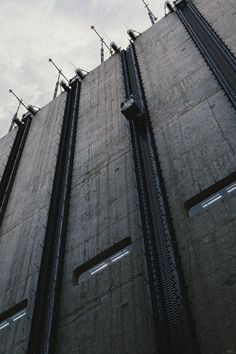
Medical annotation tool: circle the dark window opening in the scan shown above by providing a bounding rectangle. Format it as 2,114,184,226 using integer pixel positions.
73,237,132,285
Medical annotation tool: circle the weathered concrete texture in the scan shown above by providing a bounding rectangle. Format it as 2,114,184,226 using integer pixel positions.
55,54,157,354
0,129,17,180
193,0,236,56
0,93,66,354
1,3,236,353
135,11,236,354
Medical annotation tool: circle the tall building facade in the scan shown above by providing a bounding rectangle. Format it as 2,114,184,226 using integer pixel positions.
0,1,235,353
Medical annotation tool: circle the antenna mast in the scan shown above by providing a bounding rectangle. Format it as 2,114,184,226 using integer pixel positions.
91,26,113,64
8,99,23,132
49,58,69,99
53,70,62,100
141,0,157,25
9,89,39,115
101,40,104,64
9,89,28,110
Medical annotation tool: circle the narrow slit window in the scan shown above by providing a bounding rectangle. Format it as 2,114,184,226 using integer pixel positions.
226,182,236,194
73,237,131,285
0,300,27,332
185,173,236,217
201,193,222,208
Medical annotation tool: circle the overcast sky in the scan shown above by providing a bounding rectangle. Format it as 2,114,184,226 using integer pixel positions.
0,0,166,138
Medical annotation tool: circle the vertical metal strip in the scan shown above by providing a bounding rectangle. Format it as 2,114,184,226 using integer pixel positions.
176,0,236,109
27,77,81,354
0,115,32,227
121,45,199,353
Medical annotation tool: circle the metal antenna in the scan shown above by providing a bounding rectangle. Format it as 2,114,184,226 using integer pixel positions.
9,89,39,115
141,0,157,25
101,40,104,63
9,89,28,109
91,25,113,64
54,70,62,100
8,99,23,132
49,58,69,99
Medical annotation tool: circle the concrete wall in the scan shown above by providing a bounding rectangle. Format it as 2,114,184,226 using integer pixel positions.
0,94,66,353
193,0,236,55
135,10,236,354
0,2,236,353
54,54,156,354
0,129,16,181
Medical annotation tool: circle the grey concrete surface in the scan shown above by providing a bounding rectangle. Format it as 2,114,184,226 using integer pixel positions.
135,10,236,354
54,54,157,354
1,2,236,353
0,129,16,181
0,94,66,353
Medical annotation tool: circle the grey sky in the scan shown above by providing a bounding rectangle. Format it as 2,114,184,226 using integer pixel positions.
0,0,166,138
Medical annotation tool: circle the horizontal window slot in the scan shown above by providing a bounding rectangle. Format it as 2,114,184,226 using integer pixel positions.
185,172,236,217
201,193,222,208
0,300,28,332
226,183,236,194
73,237,131,285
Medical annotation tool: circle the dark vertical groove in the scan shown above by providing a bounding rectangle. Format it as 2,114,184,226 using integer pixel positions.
176,0,236,109
0,115,32,227
27,77,81,354
121,45,199,353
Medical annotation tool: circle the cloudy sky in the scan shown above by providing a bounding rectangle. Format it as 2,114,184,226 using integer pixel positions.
0,0,166,138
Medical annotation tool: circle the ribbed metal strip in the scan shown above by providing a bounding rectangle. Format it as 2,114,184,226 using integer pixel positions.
121,45,199,353
176,0,236,109
27,78,81,354
0,115,32,227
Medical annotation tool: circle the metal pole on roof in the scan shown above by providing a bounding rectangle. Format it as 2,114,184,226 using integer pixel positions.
141,0,157,25
91,25,113,64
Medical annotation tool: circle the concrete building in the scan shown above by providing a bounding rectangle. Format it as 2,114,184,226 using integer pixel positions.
0,1,235,353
